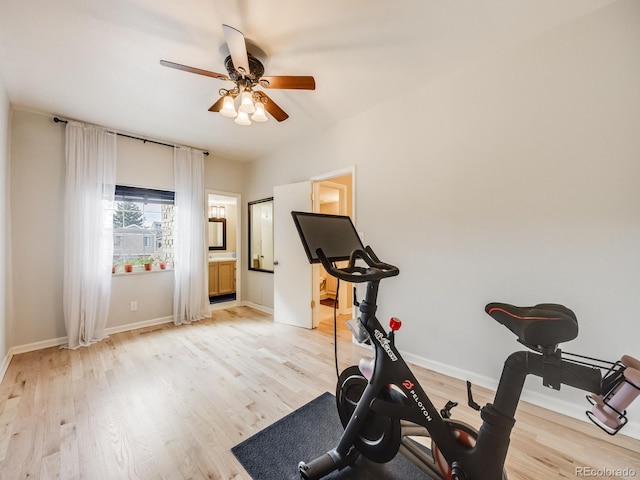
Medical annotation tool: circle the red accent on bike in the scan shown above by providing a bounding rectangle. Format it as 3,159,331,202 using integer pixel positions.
389,317,402,331
402,380,414,390
487,307,561,321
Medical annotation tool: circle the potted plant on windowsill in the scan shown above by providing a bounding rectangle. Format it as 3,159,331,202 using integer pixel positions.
138,257,154,271
124,261,133,273
113,260,129,273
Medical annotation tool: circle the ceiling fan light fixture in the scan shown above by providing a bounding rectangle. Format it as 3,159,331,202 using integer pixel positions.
239,91,256,114
161,25,315,125
251,101,268,122
220,95,237,118
234,110,252,126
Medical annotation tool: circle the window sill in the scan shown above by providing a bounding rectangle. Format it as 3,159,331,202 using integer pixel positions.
112,268,174,277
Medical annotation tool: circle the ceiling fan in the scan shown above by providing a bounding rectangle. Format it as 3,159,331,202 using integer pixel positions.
160,24,316,124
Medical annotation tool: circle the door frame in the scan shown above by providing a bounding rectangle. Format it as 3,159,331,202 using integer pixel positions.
206,189,242,309
310,166,356,221
310,166,356,327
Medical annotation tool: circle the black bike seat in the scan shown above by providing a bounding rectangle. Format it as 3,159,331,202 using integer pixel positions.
485,302,578,346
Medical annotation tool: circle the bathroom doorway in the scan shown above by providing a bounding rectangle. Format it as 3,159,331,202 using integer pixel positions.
207,191,240,308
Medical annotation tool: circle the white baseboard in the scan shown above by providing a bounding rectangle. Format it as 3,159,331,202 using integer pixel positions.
402,350,640,441
103,315,173,335
241,301,274,315
10,335,69,355
210,300,239,312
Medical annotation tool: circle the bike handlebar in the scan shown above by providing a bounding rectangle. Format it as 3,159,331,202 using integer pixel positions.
316,246,400,283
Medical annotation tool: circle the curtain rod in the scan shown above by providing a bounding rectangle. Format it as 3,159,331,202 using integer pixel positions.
53,117,209,156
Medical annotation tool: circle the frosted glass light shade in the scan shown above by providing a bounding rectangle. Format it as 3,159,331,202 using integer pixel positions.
251,101,268,122
234,110,251,126
239,91,256,114
220,95,237,117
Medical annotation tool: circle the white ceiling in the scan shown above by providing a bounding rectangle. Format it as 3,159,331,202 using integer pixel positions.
0,0,614,162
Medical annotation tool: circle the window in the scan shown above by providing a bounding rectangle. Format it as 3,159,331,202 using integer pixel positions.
111,185,175,271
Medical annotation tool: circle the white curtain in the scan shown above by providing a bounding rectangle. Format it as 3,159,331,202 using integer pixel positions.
63,121,116,349
173,146,211,325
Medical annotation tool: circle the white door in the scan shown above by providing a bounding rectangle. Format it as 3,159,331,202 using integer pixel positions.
273,181,316,329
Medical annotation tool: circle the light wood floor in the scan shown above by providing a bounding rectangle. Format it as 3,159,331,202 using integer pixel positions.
0,306,638,479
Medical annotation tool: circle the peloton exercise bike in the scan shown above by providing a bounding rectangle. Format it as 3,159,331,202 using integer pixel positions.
291,211,640,480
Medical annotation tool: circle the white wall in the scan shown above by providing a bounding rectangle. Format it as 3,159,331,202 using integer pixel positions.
9,109,248,343
10,110,66,345
0,75,10,364
246,0,640,433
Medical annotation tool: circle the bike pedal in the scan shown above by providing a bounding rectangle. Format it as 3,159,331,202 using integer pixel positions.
440,400,459,419
466,381,481,411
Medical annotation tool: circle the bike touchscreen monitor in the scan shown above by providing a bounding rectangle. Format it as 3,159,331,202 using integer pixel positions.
291,211,365,264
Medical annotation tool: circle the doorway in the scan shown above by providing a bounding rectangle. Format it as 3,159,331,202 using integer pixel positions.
272,168,355,330
312,173,354,330
207,191,240,308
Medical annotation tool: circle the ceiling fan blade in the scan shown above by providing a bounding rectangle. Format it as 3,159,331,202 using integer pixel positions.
256,92,289,122
222,24,250,77
160,60,229,81
259,76,316,90
208,96,225,112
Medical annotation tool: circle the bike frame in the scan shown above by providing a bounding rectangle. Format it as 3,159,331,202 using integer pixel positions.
304,277,605,480
289,212,628,480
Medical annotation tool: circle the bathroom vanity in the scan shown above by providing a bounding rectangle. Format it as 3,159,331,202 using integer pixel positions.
208,259,236,297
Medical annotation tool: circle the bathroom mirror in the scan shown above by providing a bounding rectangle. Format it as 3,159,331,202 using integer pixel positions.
248,198,274,272
208,218,227,250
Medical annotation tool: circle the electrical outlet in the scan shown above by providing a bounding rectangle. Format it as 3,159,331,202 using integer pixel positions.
130,301,137,312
